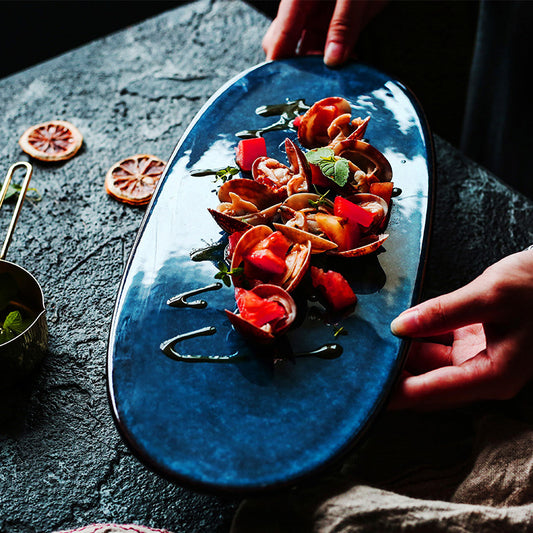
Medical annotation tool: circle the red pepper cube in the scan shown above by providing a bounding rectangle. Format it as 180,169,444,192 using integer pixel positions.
333,196,374,228
235,137,267,172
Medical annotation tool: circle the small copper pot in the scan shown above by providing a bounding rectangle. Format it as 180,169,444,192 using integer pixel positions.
0,162,47,384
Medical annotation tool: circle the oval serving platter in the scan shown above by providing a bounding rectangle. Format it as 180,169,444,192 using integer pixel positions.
107,57,434,494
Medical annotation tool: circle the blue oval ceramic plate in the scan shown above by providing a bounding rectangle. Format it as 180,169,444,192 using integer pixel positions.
107,57,434,494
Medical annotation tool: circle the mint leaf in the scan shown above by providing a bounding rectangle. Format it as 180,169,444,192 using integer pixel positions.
319,157,336,178
305,147,334,166
4,310,24,334
333,158,350,187
0,310,31,343
305,148,351,187
4,183,42,202
318,156,350,187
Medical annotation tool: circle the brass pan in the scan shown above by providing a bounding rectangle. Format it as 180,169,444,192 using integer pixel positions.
0,162,47,384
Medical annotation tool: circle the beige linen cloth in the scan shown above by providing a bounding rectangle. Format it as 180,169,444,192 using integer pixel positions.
231,384,533,532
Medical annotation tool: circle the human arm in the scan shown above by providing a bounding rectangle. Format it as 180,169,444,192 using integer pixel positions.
262,0,387,67
389,249,533,410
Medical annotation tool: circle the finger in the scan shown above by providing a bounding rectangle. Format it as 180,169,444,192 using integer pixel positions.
403,340,453,375
324,0,367,67
390,349,498,410
390,277,493,339
417,332,455,345
296,1,335,55
297,25,327,55
262,0,315,60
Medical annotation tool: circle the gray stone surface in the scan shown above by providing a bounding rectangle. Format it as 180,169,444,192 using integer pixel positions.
0,1,531,533
0,2,264,532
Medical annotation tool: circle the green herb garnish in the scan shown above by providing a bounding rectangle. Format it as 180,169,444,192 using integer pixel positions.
305,147,350,187
214,262,244,287
190,166,239,183
4,183,42,202
0,310,32,343
309,189,333,209
214,166,239,183
333,325,348,338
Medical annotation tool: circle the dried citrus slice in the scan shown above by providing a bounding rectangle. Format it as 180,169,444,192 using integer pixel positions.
105,154,166,206
19,120,83,161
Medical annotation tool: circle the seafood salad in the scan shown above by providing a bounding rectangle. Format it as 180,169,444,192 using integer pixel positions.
208,97,394,343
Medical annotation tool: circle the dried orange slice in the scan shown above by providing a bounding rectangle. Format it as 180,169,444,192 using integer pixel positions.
19,120,83,161
105,154,166,206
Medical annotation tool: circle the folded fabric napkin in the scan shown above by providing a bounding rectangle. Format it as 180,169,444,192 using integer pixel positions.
231,384,533,532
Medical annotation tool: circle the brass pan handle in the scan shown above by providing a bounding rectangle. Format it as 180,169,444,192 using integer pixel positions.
0,162,33,260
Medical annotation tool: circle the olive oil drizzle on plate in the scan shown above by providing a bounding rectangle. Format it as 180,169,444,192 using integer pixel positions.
160,284,342,363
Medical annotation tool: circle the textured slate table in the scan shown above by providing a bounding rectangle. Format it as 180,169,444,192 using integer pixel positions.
0,1,531,532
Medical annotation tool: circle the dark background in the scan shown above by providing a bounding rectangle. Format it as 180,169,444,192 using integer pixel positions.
0,1,188,79
1,1,479,147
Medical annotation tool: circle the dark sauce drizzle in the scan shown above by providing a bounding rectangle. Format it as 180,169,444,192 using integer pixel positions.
294,343,343,360
160,322,343,363
160,326,246,362
236,99,310,139
189,240,227,263
167,282,223,309
162,265,344,361
161,282,343,363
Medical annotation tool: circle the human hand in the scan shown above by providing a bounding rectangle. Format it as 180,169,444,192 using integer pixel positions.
262,0,387,67
389,249,533,410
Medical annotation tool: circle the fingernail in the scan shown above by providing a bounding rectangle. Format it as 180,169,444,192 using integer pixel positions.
324,42,345,67
390,308,419,336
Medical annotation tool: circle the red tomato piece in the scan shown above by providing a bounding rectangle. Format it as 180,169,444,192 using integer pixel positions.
310,266,357,311
292,115,302,128
333,196,374,228
246,249,286,275
315,213,361,251
243,258,267,282
343,220,361,251
226,230,245,260
235,288,285,327
369,182,394,206
310,163,331,187
235,137,267,172
250,231,291,258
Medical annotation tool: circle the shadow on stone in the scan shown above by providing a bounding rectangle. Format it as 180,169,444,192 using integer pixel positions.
0,351,46,436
